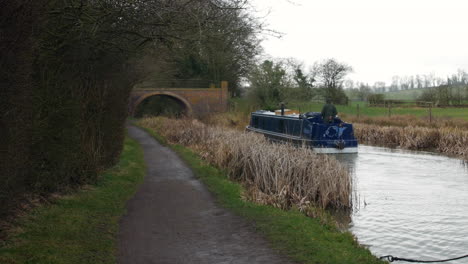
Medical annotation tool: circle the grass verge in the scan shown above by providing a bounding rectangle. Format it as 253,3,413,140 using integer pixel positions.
0,137,145,264
140,124,383,264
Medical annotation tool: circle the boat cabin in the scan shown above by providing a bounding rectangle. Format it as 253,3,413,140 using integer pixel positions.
246,110,358,154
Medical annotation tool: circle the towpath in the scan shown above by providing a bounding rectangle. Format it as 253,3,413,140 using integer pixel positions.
118,126,292,264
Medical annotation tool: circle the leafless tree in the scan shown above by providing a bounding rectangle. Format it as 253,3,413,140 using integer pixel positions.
391,76,400,91
373,82,386,92
312,58,352,104
313,58,353,89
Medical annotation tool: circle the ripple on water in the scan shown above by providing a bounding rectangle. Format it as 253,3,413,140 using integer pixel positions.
336,146,468,261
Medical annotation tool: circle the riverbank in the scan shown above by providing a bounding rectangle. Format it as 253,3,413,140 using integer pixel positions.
354,123,468,160
137,119,383,264
0,137,146,264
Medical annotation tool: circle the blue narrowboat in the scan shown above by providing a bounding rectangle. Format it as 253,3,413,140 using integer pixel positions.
246,110,358,154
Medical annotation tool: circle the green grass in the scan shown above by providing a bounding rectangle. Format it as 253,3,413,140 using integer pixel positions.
0,137,146,264
142,128,383,263
289,101,468,120
229,97,468,120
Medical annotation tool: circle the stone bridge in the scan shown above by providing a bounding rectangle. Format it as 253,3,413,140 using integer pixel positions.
129,81,229,117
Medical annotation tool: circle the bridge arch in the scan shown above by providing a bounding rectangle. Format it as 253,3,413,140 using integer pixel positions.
131,92,193,117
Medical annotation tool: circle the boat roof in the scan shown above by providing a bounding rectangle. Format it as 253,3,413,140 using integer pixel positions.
251,110,300,119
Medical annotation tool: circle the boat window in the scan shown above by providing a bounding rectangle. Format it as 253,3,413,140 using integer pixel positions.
252,116,259,128
291,120,302,136
259,116,265,129
269,118,277,132
282,119,301,136
279,119,284,133
264,117,272,131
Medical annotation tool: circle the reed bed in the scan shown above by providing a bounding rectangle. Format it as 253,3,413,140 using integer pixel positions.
202,111,251,131
330,114,468,160
345,114,468,129
355,124,468,160
205,111,468,161
138,117,352,210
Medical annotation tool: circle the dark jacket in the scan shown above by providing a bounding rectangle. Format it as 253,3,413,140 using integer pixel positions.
321,103,337,123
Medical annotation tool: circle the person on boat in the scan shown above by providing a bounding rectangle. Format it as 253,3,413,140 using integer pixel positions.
321,99,337,123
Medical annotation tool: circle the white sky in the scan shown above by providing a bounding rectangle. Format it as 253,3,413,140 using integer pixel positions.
251,0,468,85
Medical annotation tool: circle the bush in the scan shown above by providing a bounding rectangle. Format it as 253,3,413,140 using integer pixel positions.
368,94,385,105
0,0,43,215
0,0,135,217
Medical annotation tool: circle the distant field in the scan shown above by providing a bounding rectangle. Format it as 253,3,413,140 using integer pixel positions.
289,101,468,120
227,98,468,121
382,88,428,100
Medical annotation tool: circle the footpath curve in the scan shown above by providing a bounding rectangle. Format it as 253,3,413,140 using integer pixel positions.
118,126,292,264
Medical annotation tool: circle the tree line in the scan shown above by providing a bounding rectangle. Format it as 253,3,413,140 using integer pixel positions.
345,69,468,93
245,58,468,106
246,58,352,109
0,0,261,217
344,69,468,105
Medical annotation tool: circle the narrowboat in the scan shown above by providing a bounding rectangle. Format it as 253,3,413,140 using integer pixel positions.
246,110,358,154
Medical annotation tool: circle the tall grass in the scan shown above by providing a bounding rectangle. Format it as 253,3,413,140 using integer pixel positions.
355,124,468,160
344,114,468,160
138,117,352,210
205,107,468,161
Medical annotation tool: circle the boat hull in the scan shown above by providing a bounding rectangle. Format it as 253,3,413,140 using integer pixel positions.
312,147,358,154
246,126,358,154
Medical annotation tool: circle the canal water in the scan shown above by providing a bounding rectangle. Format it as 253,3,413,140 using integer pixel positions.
335,145,468,262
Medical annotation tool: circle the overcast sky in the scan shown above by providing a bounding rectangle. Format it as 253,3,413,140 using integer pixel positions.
251,0,468,85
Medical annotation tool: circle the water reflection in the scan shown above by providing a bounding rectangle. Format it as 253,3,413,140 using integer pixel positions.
334,145,468,261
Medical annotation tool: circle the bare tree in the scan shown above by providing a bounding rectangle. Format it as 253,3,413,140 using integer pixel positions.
373,81,386,92
313,58,353,89
423,74,431,88
391,76,400,91
416,75,423,89
131,0,263,95
400,76,410,90
312,58,352,104
344,79,354,89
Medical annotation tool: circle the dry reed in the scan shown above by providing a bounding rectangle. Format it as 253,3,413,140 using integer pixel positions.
138,117,352,210
206,111,468,161
202,111,251,131
355,124,468,160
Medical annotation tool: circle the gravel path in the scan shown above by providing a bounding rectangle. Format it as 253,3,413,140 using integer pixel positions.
118,125,293,264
